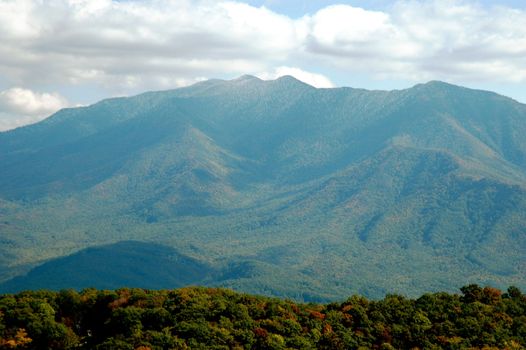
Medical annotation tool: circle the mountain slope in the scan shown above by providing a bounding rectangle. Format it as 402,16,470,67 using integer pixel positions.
0,76,525,300
0,241,214,293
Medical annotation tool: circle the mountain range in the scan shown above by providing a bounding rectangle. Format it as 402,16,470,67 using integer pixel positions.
0,75,525,301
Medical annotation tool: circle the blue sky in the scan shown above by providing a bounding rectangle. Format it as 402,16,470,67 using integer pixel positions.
0,0,525,130
242,0,526,16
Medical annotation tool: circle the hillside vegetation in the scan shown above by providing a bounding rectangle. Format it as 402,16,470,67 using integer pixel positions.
1,285,525,349
0,76,525,299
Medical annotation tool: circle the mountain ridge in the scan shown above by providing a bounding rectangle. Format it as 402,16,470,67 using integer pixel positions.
0,76,524,300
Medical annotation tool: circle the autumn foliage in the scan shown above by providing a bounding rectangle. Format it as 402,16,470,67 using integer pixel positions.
0,285,525,349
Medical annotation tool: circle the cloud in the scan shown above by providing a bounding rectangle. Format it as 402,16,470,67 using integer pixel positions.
0,0,525,120
0,0,303,93
0,88,68,131
0,88,68,116
303,1,526,82
258,66,334,88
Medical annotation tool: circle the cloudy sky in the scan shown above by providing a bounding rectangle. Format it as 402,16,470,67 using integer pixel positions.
1,0,526,130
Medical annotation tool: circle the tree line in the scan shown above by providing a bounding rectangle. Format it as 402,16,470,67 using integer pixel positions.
0,284,525,349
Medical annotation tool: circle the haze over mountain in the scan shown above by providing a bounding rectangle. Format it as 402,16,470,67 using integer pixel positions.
0,76,525,300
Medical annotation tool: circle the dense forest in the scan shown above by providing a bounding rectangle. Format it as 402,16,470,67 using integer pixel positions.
0,285,525,349
2,77,526,301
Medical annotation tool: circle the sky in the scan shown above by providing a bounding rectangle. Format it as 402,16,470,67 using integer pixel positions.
0,0,526,131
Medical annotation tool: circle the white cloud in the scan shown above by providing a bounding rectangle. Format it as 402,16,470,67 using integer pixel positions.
0,88,68,116
258,66,334,88
0,0,302,94
0,0,525,130
308,5,394,48
2,0,526,86
303,1,526,82
0,88,68,131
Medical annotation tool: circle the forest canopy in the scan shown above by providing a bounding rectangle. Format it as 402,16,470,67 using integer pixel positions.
0,285,525,349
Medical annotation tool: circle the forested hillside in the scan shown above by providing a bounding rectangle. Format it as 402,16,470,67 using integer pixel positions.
1,285,525,349
1,76,525,299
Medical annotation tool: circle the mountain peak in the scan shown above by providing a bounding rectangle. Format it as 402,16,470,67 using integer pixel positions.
408,80,464,96
276,75,302,83
423,80,457,88
274,75,314,88
410,80,508,101
411,80,458,90
234,74,261,82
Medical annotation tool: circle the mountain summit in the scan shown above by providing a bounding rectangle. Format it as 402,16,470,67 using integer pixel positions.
0,76,525,300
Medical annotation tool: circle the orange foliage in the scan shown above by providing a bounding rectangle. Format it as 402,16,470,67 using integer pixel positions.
0,328,32,348
309,310,326,320
253,327,268,338
483,287,502,305
109,296,129,309
342,304,353,312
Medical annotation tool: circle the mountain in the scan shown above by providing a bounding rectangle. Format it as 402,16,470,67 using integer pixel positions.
0,241,214,293
0,76,525,300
